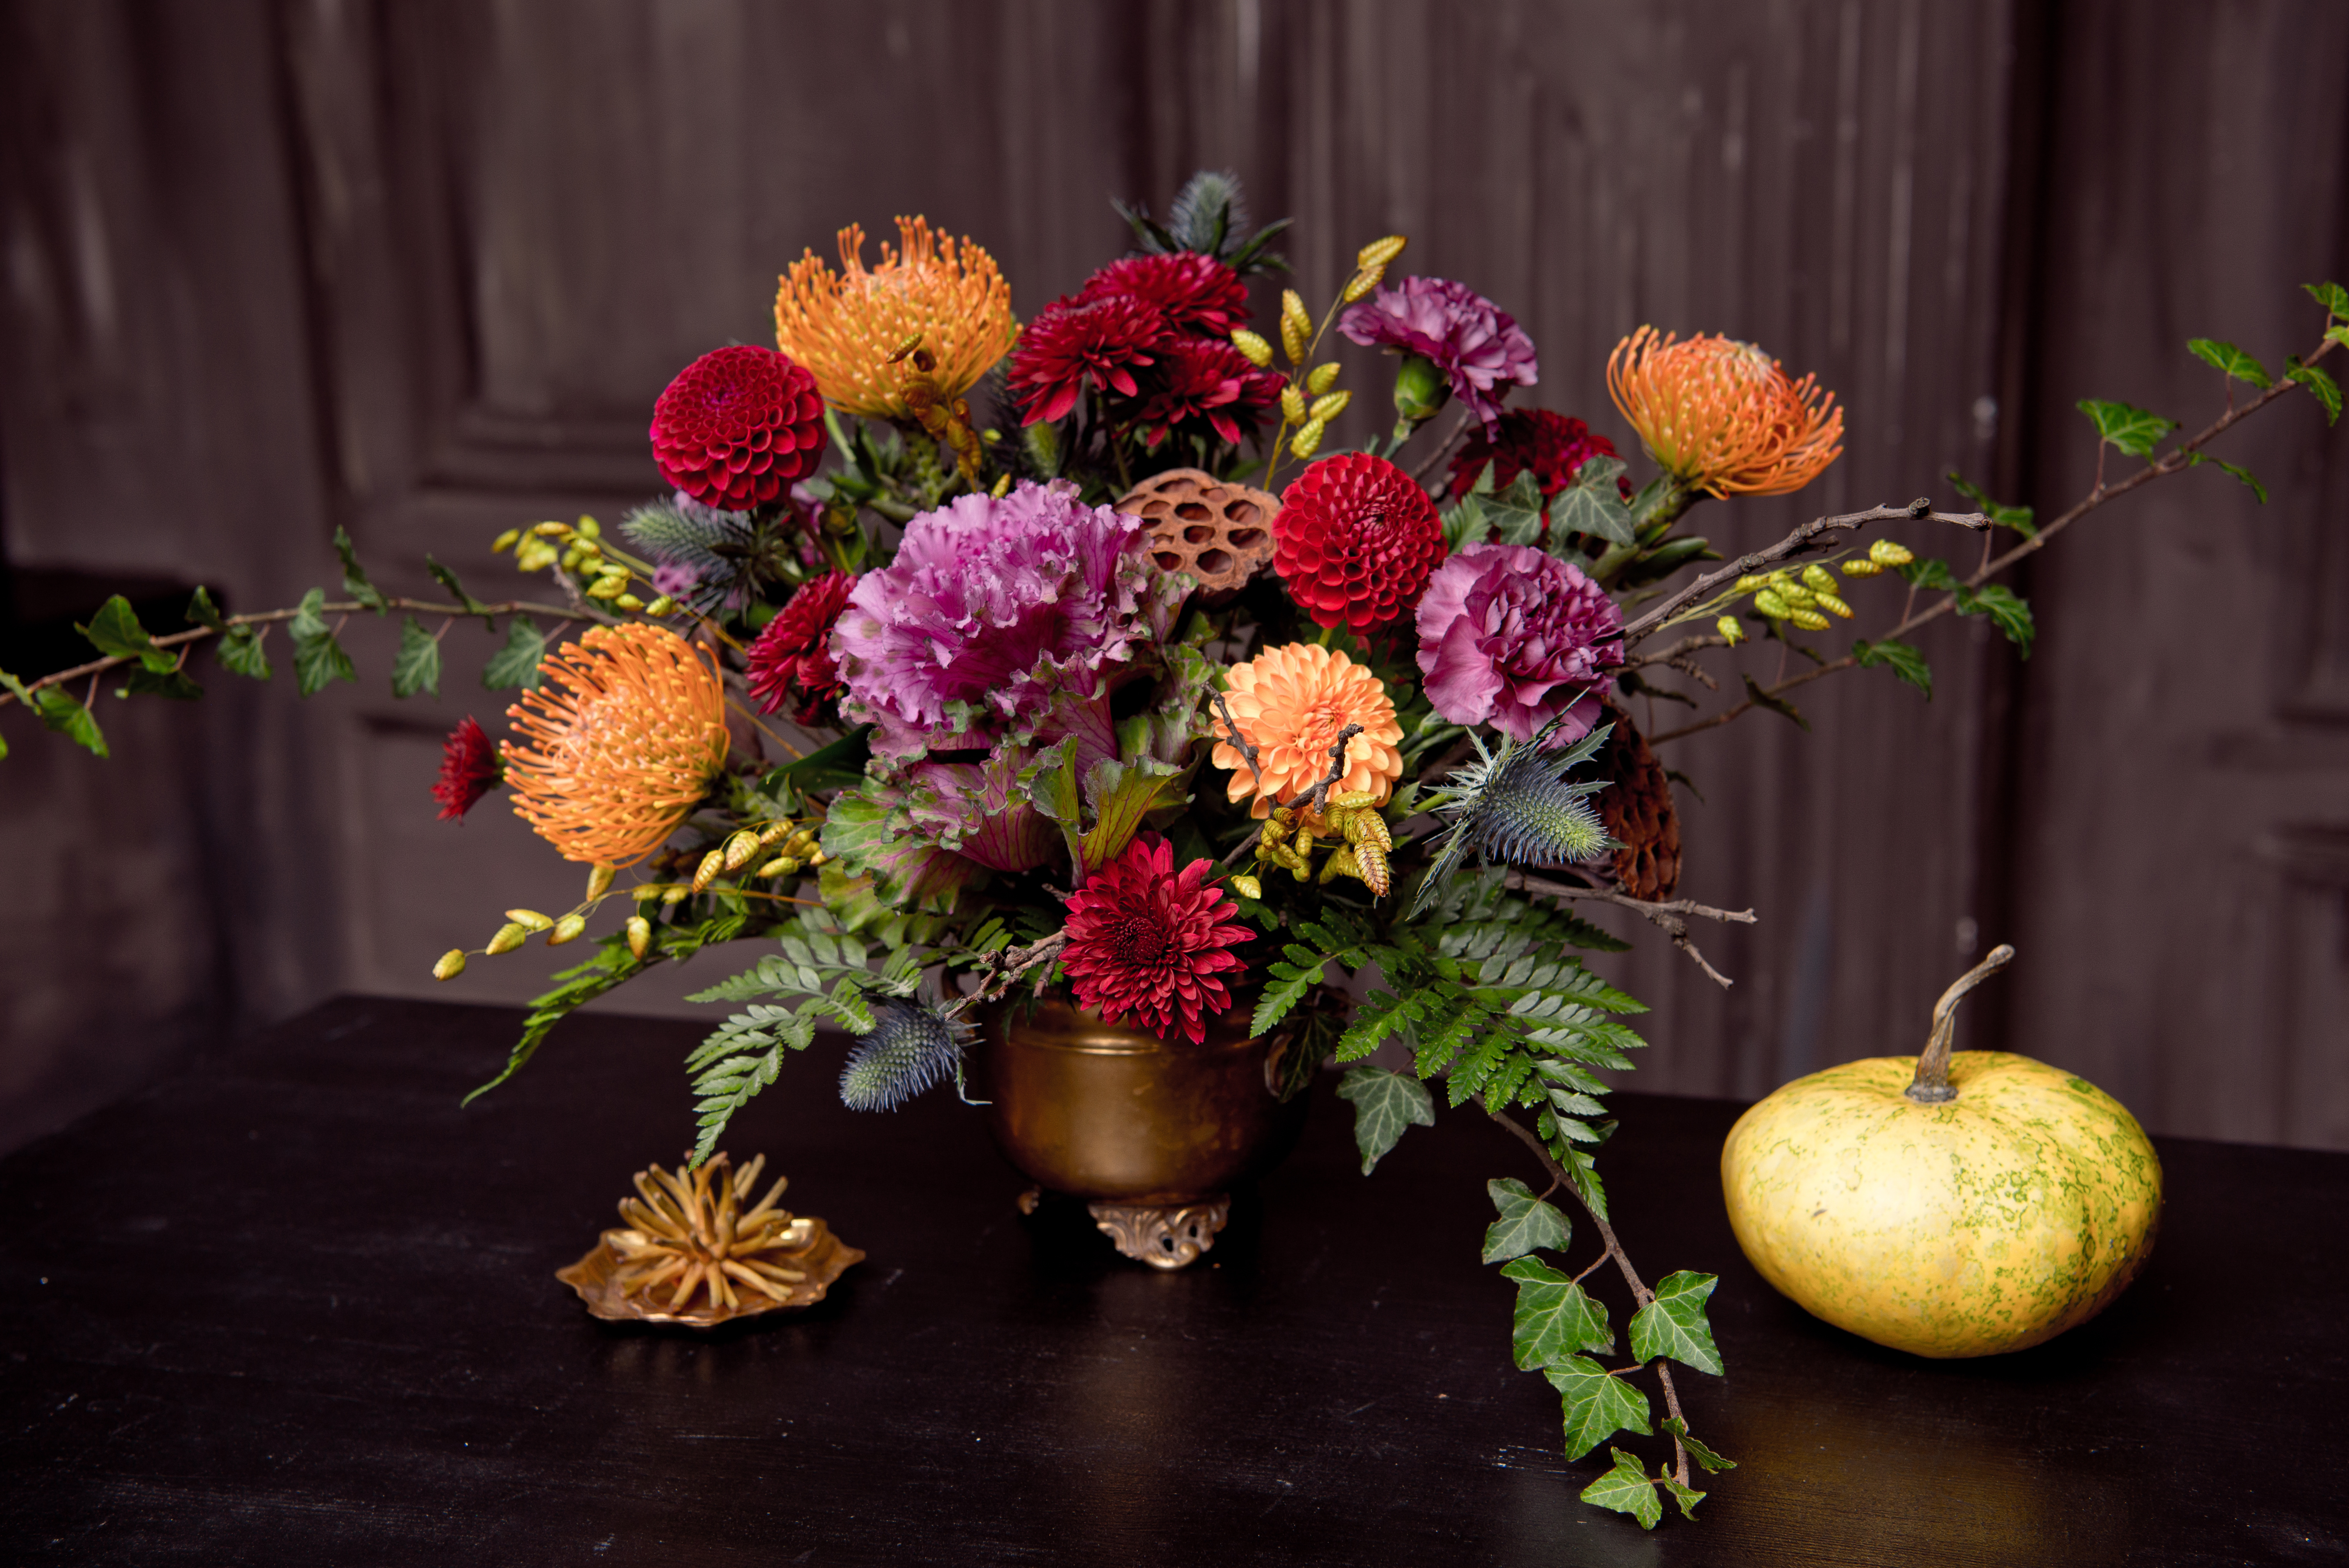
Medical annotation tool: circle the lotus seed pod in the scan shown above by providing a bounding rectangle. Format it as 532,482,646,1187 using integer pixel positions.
548,913,587,945
645,595,677,616
1357,235,1408,271
432,948,467,981
506,908,555,931
1308,389,1352,422
1718,615,1746,644
1279,385,1308,423
1815,592,1854,620
491,529,520,554
1290,418,1327,459
1870,539,1915,566
486,922,530,956
721,830,761,871
625,915,652,960
1754,589,1792,619
585,863,616,901
692,850,725,893
1802,564,1838,594
1306,362,1341,396
1788,607,1832,631
1840,558,1885,578
661,885,689,905
1231,328,1274,368
1229,874,1263,901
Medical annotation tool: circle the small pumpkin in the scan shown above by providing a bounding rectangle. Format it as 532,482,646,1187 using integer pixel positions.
1720,946,2161,1358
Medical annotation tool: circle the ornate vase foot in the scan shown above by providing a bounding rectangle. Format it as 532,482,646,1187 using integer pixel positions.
1088,1197,1230,1269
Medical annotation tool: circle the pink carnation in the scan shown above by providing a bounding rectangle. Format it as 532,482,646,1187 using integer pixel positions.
1338,276,1539,437
1414,543,1623,743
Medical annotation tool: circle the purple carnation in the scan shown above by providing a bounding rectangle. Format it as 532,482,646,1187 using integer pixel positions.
831,479,1181,761
1338,277,1539,437
1414,543,1623,743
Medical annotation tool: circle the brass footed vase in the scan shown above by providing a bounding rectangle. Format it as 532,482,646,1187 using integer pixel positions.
980,998,1307,1269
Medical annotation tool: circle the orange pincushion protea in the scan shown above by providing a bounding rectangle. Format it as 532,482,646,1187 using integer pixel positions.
773,217,1018,421
1606,327,1844,497
1210,643,1404,820
501,624,731,867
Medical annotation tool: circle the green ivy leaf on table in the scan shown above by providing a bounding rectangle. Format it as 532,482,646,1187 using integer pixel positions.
1579,1447,1663,1530
1500,1256,1614,1368
1482,1177,1572,1264
1662,1416,1736,1474
1628,1269,1725,1375
1335,1065,1433,1174
1545,1357,1652,1462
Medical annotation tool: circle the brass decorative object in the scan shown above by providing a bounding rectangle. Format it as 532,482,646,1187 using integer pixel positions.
1116,467,1280,600
556,1152,864,1327
1089,1198,1231,1270
982,998,1307,1269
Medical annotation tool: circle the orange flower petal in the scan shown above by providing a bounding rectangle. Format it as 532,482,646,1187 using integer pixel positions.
1211,642,1403,818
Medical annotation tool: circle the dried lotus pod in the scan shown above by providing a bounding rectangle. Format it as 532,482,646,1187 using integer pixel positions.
1115,467,1279,600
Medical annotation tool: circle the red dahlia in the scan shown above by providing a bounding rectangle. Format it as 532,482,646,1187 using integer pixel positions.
1273,452,1449,632
1448,409,1631,504
745,571,855,724
1131,338,1285,447
432,715,502,822
1060,835,1254,1045
1007,292,1167,424
1078,252,1251,337
650,345,826,511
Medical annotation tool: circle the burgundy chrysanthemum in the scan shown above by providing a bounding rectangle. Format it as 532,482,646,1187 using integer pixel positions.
1078,252,1251,337
1008,293,1167,424
1129,338,1286,447
1272,452,1449,632
432,715,502,822
1060,835,1254,1045
1337,276,1539,437
1448,410,1632,505
746,571,855,724
649,345,826,511
1414,543,1625,744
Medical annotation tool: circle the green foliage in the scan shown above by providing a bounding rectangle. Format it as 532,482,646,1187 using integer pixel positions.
186,586,229,633
1253,912,1373,1036
332,526,387,612
427,555,496,627
1442,491,1494,553
77,596,169,667
1853,637,1933,699
1628,1270,1724,1376
1550,457,1637,547
1945,471,2036,537
2077,398,2176,456
1953,582,2035,656
116,664,201,701
2187,337,2272,389
214,626,272,681
1501,1256,1614,1367
1483,470,1548,547
1335,1065,1434,1174
463,934,651,1105
2288,358,2342,425
289,588,357,697
1663,1416,1736,1474
1897,556,1960,592
1,668,107,757
1482,1177,1572,1263
1545,1356,1652,1462
2305,280,2349,319
1580,1447,1663,1530
77,595,201,701
2197,455,2268,504
1660,1474,1708,1521
391,617,441,699
482,617,546,690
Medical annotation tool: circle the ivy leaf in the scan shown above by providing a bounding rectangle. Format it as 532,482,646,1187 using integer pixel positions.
1545,1358,1652,1462
1482,1177,1572,1264
1659,1474,1707,1522
1740,674,1808,731
215,626,272,681
1853,637,1933,699
1551,458,1637,547
2076,398,2176,457
1628,1270,1724,1375
2202,456,2268,504
482,617,547,690
1662,1416,1737,1474
289,588,357,697
186,586,229,633
2287,359,2342,425
391,615,441,699
2305,280,2349,319
1944,471,2037,537
332,525,388,613
2186,337,2273,389
1501,1256,1614,1367
1335,1065,1435,1175
428,554,496,627
116,664,202,701
1580,1447,1663,1530
1484,470,1548,546
34,686,109,756
1952,582,2035,657
75,594,175,674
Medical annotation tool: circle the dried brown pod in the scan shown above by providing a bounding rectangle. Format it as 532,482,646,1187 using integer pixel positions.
1593,710,1682,901
1115,467,1280,600
555,1151,864,1327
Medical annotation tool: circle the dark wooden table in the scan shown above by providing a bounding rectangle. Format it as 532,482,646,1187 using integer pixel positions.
2,998,2342,1566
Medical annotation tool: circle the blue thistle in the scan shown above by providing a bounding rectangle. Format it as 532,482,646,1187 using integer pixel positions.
839,998,974,1112
1409,722,1620,918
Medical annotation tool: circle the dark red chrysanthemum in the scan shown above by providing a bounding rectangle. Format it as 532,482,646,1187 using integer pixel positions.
745,571,855,724
1272,452,1449,632
1060,835,1254,1045
432,715,502,822
650,345,826,511
1448,409,1632,506
1129,338,1285,447
1078,252,1251,337
1007,293,1168,425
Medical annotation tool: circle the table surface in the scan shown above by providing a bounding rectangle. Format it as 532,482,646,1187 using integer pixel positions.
2,997,2342,1567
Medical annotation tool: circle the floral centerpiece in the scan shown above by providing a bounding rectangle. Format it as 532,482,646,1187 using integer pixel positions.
7,170,2343,1531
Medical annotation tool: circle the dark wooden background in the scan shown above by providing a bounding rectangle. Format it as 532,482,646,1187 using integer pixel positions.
2,0,2344,1154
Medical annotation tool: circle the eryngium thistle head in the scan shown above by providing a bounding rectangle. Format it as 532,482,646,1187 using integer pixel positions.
839,998,973,1112
1410,722,1619,917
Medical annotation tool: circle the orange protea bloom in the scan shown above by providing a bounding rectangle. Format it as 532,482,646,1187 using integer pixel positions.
1606,327,1844,497
1210,643,1404,820
773,217,1018,421
501,624,731,867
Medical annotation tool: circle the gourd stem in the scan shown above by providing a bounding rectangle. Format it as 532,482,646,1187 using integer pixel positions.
1905,944,2015,1104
